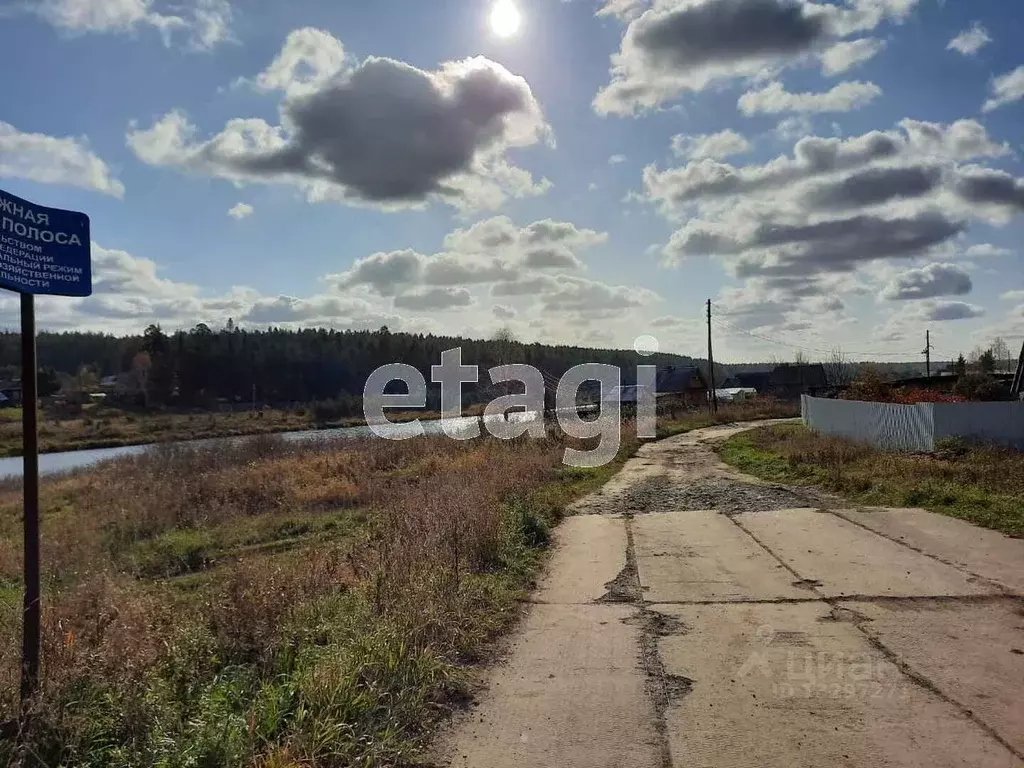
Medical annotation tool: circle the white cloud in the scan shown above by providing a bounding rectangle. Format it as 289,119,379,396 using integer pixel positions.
671,129,752,160
880,263,972,301
533,274,658,316
1001,290,1024,302
21,241,407,334
128,38,552,212
393,287,474,311
919,300,985,321
646,118,1010,217
596,0,648,20
645,116,1023,326
0,120,124,197
775,115,814,141
593,0,918,115
819,38,885,75
319,215,659,325
983,66,1024,113
899,118,1010,160
947,22,991,56
240,294,392,326
608,154,627,164
5,232,663,347
966,244,1013,258
227,202,253,219
650,315,686,328
188,0,231,51
738,80,882,115
33,0,231,49
328,216,606,297
244,27,347,97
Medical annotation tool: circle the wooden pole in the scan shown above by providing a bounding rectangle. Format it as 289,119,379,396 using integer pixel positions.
1012,340,1024,398
925,330,931,379
706,300,717,414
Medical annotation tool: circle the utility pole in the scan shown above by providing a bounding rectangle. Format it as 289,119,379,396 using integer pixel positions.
922,329,933,378
706,300,718,413
1012,339,1024,398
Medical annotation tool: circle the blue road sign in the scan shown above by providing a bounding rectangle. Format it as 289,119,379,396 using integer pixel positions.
0,188,92,297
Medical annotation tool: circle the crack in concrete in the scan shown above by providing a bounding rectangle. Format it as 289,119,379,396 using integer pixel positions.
830,508,1018,597
727,512,1024,762
598,513,643,604
529,594,1018,607
847,607,1024,762
599,514,689,768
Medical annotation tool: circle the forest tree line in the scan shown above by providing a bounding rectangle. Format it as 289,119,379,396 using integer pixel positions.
0,323,692,411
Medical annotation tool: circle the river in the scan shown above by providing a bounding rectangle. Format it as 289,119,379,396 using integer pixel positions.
0,412,544,479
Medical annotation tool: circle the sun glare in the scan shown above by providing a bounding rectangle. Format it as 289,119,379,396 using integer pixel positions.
489,0,522,38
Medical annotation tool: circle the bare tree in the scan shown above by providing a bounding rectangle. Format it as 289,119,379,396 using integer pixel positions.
492,327,516,344
991,336,1010,371
823,348,853,387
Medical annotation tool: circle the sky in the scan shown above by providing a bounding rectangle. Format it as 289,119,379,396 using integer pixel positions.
1,0,1023,364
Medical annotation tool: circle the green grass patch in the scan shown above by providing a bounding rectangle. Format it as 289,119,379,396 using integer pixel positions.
718,424,1024,537
0,407,22,423
122,509,368,578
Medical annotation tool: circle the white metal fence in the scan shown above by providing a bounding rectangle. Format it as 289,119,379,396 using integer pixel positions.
801,396,1024,452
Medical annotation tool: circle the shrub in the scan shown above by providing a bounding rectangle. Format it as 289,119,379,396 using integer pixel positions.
889,388,965,404
841,367,890,402
953,374,1006,402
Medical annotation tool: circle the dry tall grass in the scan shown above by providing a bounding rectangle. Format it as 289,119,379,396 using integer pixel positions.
720,424,1024,536
0,423,632,766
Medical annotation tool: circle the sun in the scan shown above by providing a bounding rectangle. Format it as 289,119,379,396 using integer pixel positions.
489,0,522,38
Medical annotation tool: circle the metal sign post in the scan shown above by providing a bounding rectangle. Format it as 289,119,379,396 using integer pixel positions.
19,293,40,705
0,187,91,716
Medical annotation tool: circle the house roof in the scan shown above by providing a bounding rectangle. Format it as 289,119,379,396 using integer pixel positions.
716,388,758,400
769,363,828,389
602,384,655,404
735,371,771,390
656,365,706,393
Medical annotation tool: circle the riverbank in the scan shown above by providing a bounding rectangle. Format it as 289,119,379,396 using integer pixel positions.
0,424,638,766
0,404,487,458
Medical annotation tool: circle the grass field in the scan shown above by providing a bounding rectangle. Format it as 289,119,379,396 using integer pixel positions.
718,424,1024,537
0,423,637,767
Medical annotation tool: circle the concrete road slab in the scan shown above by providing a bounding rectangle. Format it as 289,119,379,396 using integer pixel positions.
835,507,1024,595
842,598,1024,755
535,515,627,604
656,602,1022,768
736,509,993,598
569,422,793,514
634,511,809,603
435,603,662,768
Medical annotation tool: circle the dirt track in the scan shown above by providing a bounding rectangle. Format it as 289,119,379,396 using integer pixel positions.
435,422,1024,768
